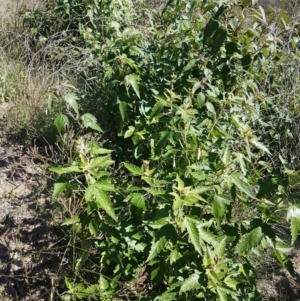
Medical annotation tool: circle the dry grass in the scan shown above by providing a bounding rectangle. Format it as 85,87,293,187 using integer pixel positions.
0,0,42,35
0,0,71,143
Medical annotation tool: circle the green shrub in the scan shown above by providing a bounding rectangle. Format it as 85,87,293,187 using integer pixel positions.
22,0,300,300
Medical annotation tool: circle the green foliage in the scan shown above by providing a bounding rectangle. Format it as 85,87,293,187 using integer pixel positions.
22,0,300,299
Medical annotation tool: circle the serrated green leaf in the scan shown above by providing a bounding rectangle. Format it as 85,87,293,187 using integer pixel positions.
89,147,112,155
131,193,147,211
172,194,184,211
183,217,202,254
83,284,98,295
143,187,166,195
236,153,247,176
85,184,117,221
230,172,254,198
49,165,81,175
207,269,220,286
94,171,111,178
53,182,67,197
125,74,140,98
275,239,293,253
287,206,300,244
290,217,300,245
179,273,200,294
274,249,298,278
204,245,215,268
157,292,177,301
96,190,117,221
190,171,206,181
169,249,182,265
65,93,79,115
148,218,169,229
124,162,143,175
223,276,239,290
218,285,237,296
231,114,247,131
215,194,231,204
146,236,167,262
236,227,263,254
274,249,286,269
54,113,69,134
123,56,140,71
81,113,103,132
214,237,226,258
94,180,114,192
175,174,185,191
197,226,218,247
217,286,228,301
89,155,114,169
250,138,271,155
88,141,113,155
212,197,226,225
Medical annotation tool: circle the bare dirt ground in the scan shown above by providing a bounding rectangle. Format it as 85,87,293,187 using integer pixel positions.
0,102,66,301
257,246,300,301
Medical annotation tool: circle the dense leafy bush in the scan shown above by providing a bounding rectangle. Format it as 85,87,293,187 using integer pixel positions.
21,0,300,300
